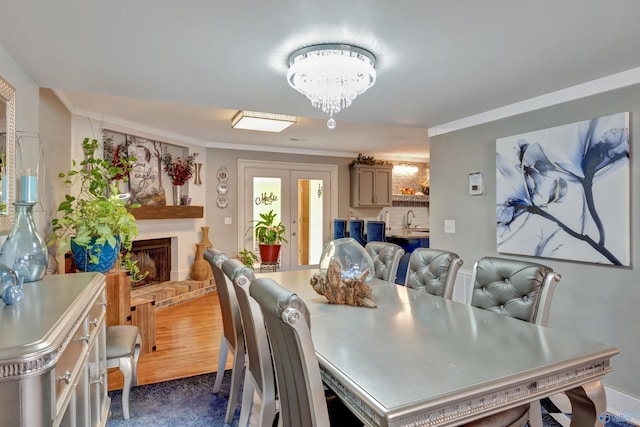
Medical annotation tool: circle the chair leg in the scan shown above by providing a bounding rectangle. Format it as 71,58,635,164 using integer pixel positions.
239,368,254,427
224,351,244,424
528,400,543,427
213,337,228,393
119,356,134,420
132,334,141,387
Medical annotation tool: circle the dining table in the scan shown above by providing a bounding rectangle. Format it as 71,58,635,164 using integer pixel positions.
258,269,618,427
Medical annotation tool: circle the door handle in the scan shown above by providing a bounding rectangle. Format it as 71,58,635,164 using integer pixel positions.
291,231,297,236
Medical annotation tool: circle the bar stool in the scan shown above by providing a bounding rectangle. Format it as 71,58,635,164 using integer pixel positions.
349,220,366,246
333,219,347,239
106,325,141,420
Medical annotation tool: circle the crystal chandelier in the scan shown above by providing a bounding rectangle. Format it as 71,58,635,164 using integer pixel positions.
287,43,376,129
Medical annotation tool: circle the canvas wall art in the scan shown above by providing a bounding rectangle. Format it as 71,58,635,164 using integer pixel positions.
127,135,166,205
496,112,630,266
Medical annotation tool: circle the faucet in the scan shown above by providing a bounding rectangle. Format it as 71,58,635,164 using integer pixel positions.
405,209,416,229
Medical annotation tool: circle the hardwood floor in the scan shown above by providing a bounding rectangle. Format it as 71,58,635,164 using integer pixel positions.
107,292,232,391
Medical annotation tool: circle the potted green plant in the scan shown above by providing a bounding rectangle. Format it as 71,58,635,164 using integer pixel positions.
253,210,287,263
238,248,259,270
49,136,141,274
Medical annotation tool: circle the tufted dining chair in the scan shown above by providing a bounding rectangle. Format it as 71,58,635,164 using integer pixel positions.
463,256,562,427
404,248,463,299
364,241,405,283
222,258,278,427
333,219,347,240
349,219,367,246
365,220,386,242
203,248,245,424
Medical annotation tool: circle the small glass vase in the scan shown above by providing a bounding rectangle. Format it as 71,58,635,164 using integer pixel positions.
0,202,48,282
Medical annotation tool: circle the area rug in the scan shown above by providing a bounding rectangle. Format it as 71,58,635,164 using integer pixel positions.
107,371,635,427
107,371,240,426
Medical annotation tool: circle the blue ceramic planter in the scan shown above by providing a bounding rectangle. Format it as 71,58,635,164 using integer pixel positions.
71,237,121,273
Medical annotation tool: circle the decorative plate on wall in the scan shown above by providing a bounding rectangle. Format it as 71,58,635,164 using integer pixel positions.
216,167,229,182
216,182,229,195
216,195,229,208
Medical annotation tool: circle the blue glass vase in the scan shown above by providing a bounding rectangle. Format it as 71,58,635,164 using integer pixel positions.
0,202,48,282
71,236,120,273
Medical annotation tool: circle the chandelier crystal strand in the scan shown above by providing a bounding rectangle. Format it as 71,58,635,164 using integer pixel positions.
287,44,376,128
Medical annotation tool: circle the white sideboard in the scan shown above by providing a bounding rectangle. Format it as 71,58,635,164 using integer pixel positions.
0,272,109,427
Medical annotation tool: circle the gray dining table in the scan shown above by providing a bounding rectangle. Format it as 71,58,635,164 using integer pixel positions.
258,269,618,427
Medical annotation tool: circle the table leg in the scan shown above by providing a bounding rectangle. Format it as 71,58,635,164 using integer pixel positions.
565,380,607,427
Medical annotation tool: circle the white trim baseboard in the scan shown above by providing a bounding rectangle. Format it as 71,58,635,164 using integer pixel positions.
606,386,640,426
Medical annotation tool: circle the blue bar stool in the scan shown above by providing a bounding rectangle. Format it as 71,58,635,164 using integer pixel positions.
333,219,347,239
366,221,386,242
349,220,366,246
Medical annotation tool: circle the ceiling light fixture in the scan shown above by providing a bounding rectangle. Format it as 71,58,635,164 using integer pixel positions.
231,110,297,132
287,43,376,130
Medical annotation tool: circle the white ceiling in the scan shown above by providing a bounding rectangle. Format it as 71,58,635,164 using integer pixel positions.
2,0,640,161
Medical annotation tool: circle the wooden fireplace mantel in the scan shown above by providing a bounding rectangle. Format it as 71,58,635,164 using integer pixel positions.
130,205,204,220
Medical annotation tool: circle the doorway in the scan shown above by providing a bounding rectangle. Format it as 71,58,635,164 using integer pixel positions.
238,160,338,271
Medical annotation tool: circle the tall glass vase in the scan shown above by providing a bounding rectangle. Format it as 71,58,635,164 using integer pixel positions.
0,202,48,282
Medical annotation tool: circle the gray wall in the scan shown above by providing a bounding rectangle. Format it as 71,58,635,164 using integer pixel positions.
430,84,640,398
204,148,353,256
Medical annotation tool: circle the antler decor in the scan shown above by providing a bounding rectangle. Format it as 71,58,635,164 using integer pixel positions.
310,258,377,308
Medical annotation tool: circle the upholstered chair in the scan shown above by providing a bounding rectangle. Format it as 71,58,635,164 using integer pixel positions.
404,248,463,299
249,277,362,427
222,258,278,427
106,325,141,420
203,248,245,424
333,219,347,240
349,219,367,246
463,256,562,427
364,241,405,283
365,220,386,242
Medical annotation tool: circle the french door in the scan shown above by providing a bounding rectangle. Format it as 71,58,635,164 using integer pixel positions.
238,160,338,271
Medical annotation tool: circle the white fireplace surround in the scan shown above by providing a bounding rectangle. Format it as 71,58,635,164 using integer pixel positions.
69,115,207,281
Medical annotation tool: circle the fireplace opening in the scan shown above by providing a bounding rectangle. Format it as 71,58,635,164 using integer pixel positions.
130,238,171,287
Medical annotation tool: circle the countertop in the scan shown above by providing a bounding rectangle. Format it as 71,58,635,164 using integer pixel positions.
386,228,430,239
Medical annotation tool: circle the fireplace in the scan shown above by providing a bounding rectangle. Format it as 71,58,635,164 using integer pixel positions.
130,238,172,287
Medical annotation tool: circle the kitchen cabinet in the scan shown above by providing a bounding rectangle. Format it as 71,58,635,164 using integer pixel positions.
0,272,109,426
349,164,393,207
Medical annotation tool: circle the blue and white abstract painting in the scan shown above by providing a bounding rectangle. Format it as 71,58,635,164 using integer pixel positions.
496,112,630,265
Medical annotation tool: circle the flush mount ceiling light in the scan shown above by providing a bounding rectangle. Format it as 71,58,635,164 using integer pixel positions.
231,110,297,132
287,43,376,129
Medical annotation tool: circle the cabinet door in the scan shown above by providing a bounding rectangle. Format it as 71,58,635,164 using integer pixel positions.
374,168,392,206
358,168,375,206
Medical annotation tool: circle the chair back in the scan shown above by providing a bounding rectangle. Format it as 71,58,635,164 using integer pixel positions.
333,219,347,240
204,249,244,352
222,258,277,425
365,241,405,283
348,219,366,246
405,248,463,299
366,220,386,242
250,277,330,427
467,256,561,325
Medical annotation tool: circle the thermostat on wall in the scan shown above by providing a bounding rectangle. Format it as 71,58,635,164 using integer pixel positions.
468,172,483,195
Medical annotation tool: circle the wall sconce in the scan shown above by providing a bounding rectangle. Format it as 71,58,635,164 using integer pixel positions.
393,164,419,175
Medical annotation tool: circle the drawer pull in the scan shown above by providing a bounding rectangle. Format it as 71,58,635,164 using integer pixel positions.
57,371,72,384
90,372,105,385
89,318,99,327
80,334,91,344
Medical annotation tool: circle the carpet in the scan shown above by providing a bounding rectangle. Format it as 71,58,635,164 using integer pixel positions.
107,371,636,426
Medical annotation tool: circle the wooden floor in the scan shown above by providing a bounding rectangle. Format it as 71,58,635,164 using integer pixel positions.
107,292,231,390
